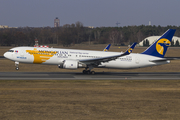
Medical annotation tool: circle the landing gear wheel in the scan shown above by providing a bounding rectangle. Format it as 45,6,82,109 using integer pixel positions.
15,61,19,70
15,67,19,70
87,70,91,74
90,71,95,75
82,67,95,75
83,70,87,74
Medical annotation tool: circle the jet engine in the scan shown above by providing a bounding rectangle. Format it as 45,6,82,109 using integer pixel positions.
62,60,78,69
58,60,86,69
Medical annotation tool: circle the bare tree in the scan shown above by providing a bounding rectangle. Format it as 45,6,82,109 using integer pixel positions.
109,30,120,45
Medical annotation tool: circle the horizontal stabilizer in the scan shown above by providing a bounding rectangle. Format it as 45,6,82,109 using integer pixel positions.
149,57,179,62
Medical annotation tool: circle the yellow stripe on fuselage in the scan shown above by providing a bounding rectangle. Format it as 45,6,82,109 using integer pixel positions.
26,48,57,64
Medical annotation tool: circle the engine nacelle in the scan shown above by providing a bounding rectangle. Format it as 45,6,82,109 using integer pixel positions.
63,60,78,69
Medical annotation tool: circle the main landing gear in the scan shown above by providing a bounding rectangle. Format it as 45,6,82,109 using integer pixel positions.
15,61,19,70
82,67,95,75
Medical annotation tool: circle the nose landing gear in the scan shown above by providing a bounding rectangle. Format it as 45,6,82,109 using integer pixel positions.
15,61,19,70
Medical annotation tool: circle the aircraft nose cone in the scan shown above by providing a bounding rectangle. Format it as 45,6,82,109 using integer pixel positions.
3,52,9,59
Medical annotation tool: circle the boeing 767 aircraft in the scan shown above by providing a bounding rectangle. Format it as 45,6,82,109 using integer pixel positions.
4,29,176,74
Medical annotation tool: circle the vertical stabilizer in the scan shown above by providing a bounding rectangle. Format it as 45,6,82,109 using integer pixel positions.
141,29,176,58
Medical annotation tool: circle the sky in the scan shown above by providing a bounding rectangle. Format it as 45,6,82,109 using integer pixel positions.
0,0,180,27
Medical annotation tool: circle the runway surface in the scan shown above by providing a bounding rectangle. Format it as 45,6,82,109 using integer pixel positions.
1,72,180,80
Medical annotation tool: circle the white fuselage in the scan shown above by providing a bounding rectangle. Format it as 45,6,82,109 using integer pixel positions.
4,46,170,69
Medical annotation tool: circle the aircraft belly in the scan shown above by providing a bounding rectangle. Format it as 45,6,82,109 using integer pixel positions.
102,60,134,69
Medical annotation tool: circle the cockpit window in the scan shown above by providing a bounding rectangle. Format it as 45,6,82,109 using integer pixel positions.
7,50,14,52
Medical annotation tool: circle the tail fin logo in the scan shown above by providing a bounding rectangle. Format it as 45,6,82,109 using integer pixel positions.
156,38,170,55
104,49,108,52
128,48,133,53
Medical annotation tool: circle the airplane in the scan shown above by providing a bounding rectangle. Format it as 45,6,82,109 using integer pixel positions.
3,29,176,74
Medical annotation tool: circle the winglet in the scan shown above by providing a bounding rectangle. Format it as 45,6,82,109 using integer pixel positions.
123,42,137,55
103,44,111,52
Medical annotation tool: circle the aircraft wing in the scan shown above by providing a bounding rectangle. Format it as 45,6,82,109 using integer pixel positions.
79,42,137,66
